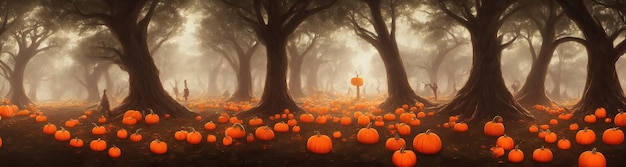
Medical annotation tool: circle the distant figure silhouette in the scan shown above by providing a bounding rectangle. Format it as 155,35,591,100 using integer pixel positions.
183,80,189,103
223,90,230,98
98,89,111,118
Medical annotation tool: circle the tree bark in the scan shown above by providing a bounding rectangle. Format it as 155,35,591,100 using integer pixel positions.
438,0,534,122
84,63,111,102
228,46,255,102
557,0,626,117
109,21,194,118
9,57,32,108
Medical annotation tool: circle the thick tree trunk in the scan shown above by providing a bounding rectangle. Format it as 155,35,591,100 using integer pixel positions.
207,65,221,97
558,0,626,117
438,3,534,122
288,55,305,98
235,37,300,118
9,58,32,109
109,22,194,118
515,38,555,108
305,60,321,93
84,64,110,102
228,54,254,101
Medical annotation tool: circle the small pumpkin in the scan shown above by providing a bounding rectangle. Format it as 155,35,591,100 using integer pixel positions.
507,145,524,163
453,122,468,133
122,117,137,125
544,130,557,144
569,123,579,131
340,116,352,126
601,127,624,145
69,137,84,148
383,112,396,121
490,146,505,158
246,133,255,142
484,116,505,137
357,123,379,144
35,115,48,123
549,119,558,126
91,123,106,135
43,123,58,135
254,126,275,141
584,114,596,124
578,148,606,167
149,139,167,154
89,138,107,152
557,138,571,150
594,107,606,119
117,128,128,139
222,136,233,146
144,109,160,124
496,134,514,150
123,110,143,121
98,116,107,123
204,121,216,130
174,129,188,141
395,123,411,136
614,109,626,127
287,119,298,127
64,119,78,128
54,127,71,141
186,127,202,144
528,124,538,133
108,145,121,158
392,147,417,167
413,129,442,154
225,123,246,139
385,133,406,151
292,125,301,133
532,146,553,163
332,131,342,139
206,134,217,143
273,122,289,133
399,112,415,124
576,127,596,145
129,129,143,142
315,115,328,124
307,131,332,154
299,113,314,123
357,115,371,126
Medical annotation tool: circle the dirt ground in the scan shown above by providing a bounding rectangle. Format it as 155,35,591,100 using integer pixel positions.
0,102,625,167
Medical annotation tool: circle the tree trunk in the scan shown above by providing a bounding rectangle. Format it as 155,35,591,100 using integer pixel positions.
207,64,221,97
27,79,38,102
228,53,254,101
288,54,305,98
109,22,194,118
85,63,110,102
9,57,32,109
235,37,300,118
305,59,321,93
438,2,534,122
557,0,626,117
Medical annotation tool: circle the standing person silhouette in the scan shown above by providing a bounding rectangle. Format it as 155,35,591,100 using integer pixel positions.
183,80,189,103
98,89,111,118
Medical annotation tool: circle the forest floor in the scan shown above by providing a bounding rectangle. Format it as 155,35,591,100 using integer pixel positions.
0,99,625,167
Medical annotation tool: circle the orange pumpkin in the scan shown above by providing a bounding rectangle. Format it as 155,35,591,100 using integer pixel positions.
385,133,406,151
108,145,121,158
528,124,538,133
576,127,596,145
351,75,364,86
315,115,328,124
507,145,524,163
392,147,417,167
544,130,557,144
399,112,415,124
273,122,289,133
43,123,57,135
91,123,106,135
149,139,167,154
254,126,275,141
357,115,371,126
204,121,216,130
54,127,71,141
122,117,137,125
292,125,301,133
174,129,188,141
614,110,626,127
409,118,421,127
490,146,505,158
549,119,558,126
123,110,142,121
225,123,246,139
484,116,505,137
144,109,160,124
69,137,84,148
186,127,202,144
413,129,441,154
383,113,396,121
299,113,314,123
357,123,379,144
340,116,352,126
453,122,468,133
35,115,48,123
496,135,514,150
601,127,624,145
206,134,217,143
64,119,78,128
594,107,606,119
129,129,143,142
332,131,342,139
286,119,297,127
89,138,107,152
117,129,128,139
307,131,332,154
222,136,233,146
578,148,606,167
532,146,553,163
569,123,579,131
395,123,411,136
584,114,596,124
557,138,571,150
98,116,107,123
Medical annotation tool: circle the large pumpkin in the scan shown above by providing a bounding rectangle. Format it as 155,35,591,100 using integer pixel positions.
186,127,202,145
614,110,626,127
532,146,553,163
484,116,505,137
357,123,379,144
578,148,606,167
123,110,143,121
385,133,406,151
307,131,332,154
254,126,275,141
576,127,596,145
150,139,168,154
225,123,246,139
601,127,624,145
392,147,417,167
413,129,442,154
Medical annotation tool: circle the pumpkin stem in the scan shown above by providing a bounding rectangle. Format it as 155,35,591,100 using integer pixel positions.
366,122,373,129
618,109,624,113
399,146,406,153
394,132,400,140
514,145,519,150
540,145,545,150
188,127,196,132
425,129,432,134
591,147,597,154
60,126,66,131
91,122,99,127
583,127,589,131
148,108,154,114
314,131,321,136
233,123,245,132
134,128,142,134
492,116,502,123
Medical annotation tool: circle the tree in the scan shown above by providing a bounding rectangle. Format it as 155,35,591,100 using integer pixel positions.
223,0,337,118
514,0,579,108
200,1,260,102
71,31,116,102
287,30,319,98
436,0,534,122
63,0,195,117
347,0,433,111
0,20,58,109
556,0,626,116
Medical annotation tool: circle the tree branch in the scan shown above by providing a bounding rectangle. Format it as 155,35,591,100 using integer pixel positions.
65,0,112,23
438,1,469,27
139,0,160,41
